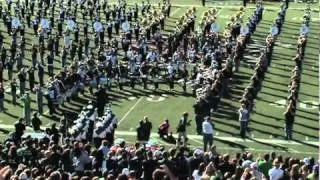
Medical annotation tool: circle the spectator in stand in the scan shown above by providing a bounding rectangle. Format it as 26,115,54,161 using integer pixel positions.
258,153,272,178
250,162,263,179
192,162,206,180
219,154,235,176
269,158,284,180
189,149,204,176
73,144,92,177
0,166,12,179
307,165,319,180
201,162,222,179
142,150,158,180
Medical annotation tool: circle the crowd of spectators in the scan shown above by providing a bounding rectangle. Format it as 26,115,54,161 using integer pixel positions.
0,138,318,179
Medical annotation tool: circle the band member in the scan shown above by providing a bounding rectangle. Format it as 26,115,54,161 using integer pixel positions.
99,29,105,44
270,23,279,36
129,61,138,89
12,16,21,30
114,17,120,35
134,22,140,41
139,62,148,89
26,10,31,28
154,31,163,53
31,18,39,35
104,6,111,21
180,64,188,93
57,18,63,36
117,63,127,90
150,62,160,90
167,62,175,91
94,32,99,48
121,36,130,57
107,20,113,39
145,25,151,40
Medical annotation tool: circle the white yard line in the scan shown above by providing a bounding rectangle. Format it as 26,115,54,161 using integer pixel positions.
215,8,223,17
118,97,144,126
189,137,203,145
44,110,50,115
170,8,181,16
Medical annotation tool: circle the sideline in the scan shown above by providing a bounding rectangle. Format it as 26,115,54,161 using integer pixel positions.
113,131,319,146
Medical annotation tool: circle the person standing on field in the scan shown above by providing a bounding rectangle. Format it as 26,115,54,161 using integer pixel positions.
202,116,214,152
238,103,249,138
21,92,31,126
176,112,191,147
284,105,295,140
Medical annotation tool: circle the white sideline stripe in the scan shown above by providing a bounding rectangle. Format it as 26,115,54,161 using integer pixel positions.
189,137,204,145
118,97,144,125
1,124,318,147
112,131,320,146
0,124,318,147
271,141,300,153
115,133,317,155
158,139,173,147
186,144,317,155
0,125,317,154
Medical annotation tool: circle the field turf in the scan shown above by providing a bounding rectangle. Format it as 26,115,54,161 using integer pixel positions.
0,0,318,158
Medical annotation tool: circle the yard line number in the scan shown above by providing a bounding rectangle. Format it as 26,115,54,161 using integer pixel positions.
270,99,319,110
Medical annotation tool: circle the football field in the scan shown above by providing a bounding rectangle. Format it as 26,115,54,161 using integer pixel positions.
0,0,318,157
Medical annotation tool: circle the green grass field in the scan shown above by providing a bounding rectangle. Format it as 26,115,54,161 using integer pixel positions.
0,0,318,158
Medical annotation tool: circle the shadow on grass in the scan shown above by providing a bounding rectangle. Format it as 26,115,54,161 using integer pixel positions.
292,139,319,149
255,110,317,123
0,128,10,134
259,90,287,99
251,118,318,139
215,137,248,151
247,137,289,151
3,111,20,119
